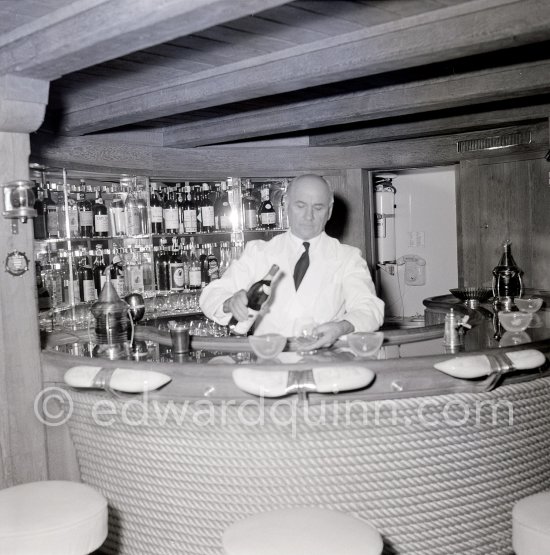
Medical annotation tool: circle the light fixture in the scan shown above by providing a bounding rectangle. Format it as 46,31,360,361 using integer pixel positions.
1,180,36,234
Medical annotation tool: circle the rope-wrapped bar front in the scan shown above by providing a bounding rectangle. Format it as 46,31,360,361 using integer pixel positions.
66,377,550,555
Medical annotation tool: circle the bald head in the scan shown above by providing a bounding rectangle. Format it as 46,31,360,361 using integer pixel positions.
286,174,334,240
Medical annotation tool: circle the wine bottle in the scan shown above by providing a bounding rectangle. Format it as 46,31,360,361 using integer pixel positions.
92,188,109,237
77,182,93,238
216,181,233,231
33,181,47,240
182,184,197,233
155,239,171,292
258,185,276,229
200,183,215,232
229,264,279,335
163,186,179,234
150,182,164,234
92,245,107,297
242,182,258,230
206,243,220,283
188,246,202,290
169,238,185,291
124,183,141,236
78,253,96,302
44,182,59,238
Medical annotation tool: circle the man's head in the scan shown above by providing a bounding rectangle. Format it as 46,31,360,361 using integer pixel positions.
286,174,334,241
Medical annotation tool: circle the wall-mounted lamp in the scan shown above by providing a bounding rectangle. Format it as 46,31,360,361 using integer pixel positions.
1,180,36,234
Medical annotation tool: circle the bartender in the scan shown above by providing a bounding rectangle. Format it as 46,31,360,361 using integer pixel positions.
199,174,384,348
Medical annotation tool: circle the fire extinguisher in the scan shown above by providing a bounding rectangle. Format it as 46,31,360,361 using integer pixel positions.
374,174,396,264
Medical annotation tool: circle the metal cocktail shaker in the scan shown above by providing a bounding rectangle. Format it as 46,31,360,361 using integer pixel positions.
492,240,523,311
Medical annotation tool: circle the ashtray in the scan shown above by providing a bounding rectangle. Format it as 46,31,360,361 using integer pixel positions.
449,287,493,308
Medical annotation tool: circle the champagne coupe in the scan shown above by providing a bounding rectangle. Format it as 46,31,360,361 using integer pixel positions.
294,317,319,356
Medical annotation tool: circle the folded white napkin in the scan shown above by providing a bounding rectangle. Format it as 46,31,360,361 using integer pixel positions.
64,366,172,393
232,366,375,397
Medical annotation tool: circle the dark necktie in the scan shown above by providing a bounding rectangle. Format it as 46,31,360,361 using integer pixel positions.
293,242,310,290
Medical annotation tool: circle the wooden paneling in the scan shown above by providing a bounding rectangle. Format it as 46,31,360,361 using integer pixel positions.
457,150,550,290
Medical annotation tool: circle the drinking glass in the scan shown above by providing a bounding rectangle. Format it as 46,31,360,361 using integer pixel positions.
294,317,319,355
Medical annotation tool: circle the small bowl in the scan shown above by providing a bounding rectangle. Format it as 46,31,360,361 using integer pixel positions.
498,311,532,332
249,334,287,360
449,287,492,308
514,297,543,313
347,332,384,358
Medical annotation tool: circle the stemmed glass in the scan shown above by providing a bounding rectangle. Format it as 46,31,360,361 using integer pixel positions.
294,318,319,356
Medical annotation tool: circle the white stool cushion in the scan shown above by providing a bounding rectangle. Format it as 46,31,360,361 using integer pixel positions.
513,491,550,555
0,480,108,555
223,507,383,555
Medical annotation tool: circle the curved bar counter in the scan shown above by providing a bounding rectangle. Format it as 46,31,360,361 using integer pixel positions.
41,296,550,555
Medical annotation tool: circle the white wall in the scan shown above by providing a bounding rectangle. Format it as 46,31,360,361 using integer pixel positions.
376,166,458,318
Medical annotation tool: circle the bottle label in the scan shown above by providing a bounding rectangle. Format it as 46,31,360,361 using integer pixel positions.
82,279,96,302
126,208,141,236
207,257,220,281
69,211,79,234
94,214,109,233
47,208,59,233
244,210,258,229
127,265,144,293
164,208,179,229
79,210,93,227
170,263,185,290
183,209,197,232
115,276,125,297
189,268,201,288
201,205,215,227
231,309,259,335
219,215,231,230
260,212,276,225
151,206,163,223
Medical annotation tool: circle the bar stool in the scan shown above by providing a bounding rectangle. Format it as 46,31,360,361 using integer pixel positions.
222,507,384,555
0,480,108,555
513,491,550,555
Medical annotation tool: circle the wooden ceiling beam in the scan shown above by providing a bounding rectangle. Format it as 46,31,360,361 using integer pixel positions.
309,103,550,146
162,61,550,147
0,0,293,81
58,0,550,135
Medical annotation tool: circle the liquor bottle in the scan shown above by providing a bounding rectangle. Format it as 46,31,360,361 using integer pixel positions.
206,244,220,283
36,261,52,310
77,183,93,238
242,182,258,230
137,189,149,235
200,183,215,232
215,181,233,231
194,185,203,232
492,240,524,302
150,182,164,234
92,188,109,237
155,239,171,292
78,253,96,302
124,183,141,236
125,247,145,294
110,192,126,236
182,184,197,233
42,261,63,308
181,244,190,289
258,185,276,229
277,186,289,229
176,188,185,234
199,246,208,288
67,190,80,238
44,182,59,238
141,247,154,291
33,181,47,240
169,239,185,291
229,264,280,335
111,251,126,298
163,186,179,234
188,246,202,290
92,245,107,297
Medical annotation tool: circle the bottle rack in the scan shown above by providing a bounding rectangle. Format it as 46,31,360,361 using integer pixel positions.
33,168,290,315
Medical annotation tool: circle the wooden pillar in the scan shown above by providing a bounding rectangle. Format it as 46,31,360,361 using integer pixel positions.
0,75,49,488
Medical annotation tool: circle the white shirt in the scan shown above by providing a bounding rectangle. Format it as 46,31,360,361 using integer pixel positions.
199,231,384,337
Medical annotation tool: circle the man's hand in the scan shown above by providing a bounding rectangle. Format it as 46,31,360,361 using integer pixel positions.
306,320,354,350
222,290,249,321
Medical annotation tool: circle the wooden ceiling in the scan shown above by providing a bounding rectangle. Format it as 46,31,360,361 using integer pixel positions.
2,0,550,149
